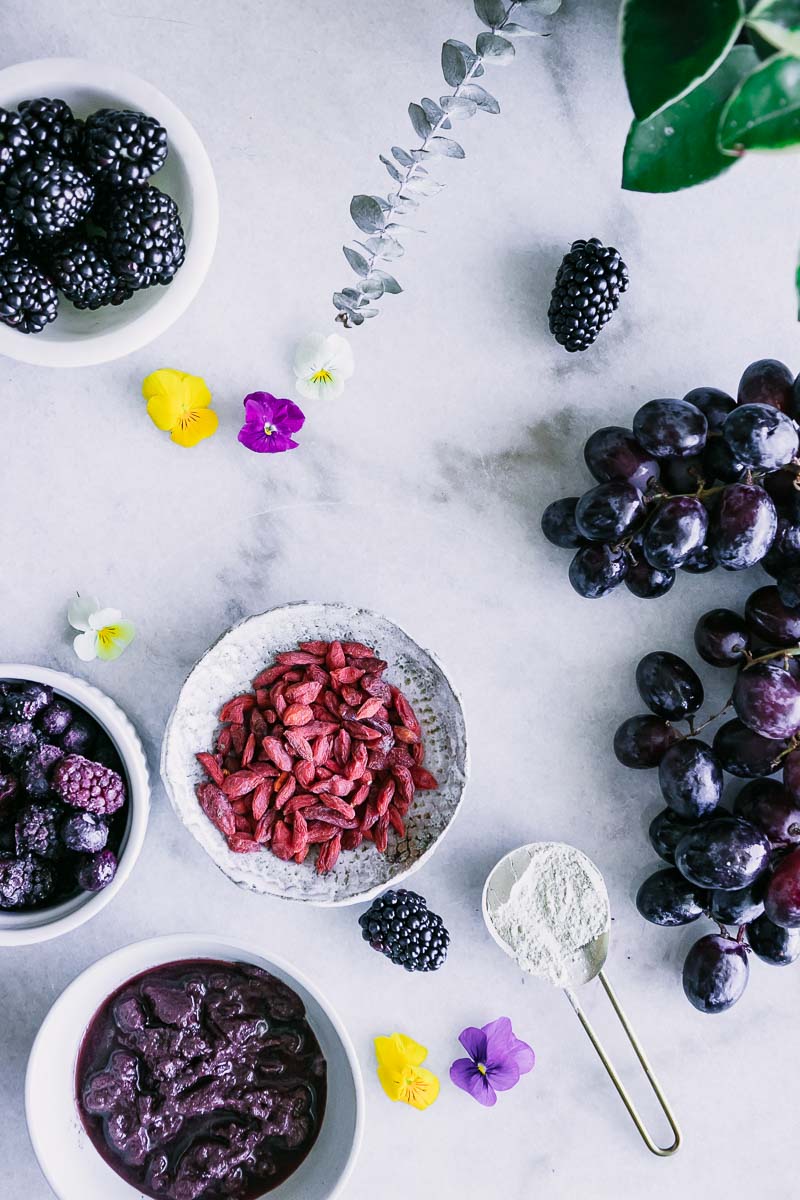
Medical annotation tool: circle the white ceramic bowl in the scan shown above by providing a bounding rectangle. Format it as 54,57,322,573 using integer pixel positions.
162,601,469,906
0,664,150,945
26,933,363,1200
0,58,218,367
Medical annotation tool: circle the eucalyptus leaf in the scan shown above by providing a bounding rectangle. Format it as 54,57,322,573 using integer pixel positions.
719,51,800,150
623,44,757,190
402,176,445,196
442,40,468,86
518,0,562,12
445,39,485,78
373,270,403,294
392,145,414,167
476,32,516,62
357,278,385,300
409,149,430,161
333,292,356,311
369,234,405,260
349,311,365,326
503,23,543,35
474,0,508,27
409,102,432,140
460,82,501,113
359,307,380,318
748,0,800,54
380,155,403,182
620,0,744,121
392,199,418,214
350,194,385,234
342,287,361,301
370,195,392,211
440,95,479,117
343,245,370,276
422,97,450,128
428,136,467,158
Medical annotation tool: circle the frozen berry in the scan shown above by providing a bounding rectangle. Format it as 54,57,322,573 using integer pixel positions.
77,848,117,892
38,697,74,737
52,754,126,815
4,683,53,721
20,742,63,799
27,855,56,904
15,803,61,859
0,718,37,760
59,716,95,755
61,811,109,854
0,853,54,907
0,770,18,816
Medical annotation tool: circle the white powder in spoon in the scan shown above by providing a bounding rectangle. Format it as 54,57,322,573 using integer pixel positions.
490,842,611,987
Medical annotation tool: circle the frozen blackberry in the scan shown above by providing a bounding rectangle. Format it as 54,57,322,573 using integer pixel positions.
0,106,32,181
84,109,168,186
49,239,133,309
61,811,109,854
4,682,53,721
0,211,15,256
20,742,63,799
358,888,449,972
52,753,126,815
548,237,629,353
0,718,37,760
0,772,18,823
59,716,95,755
106,185,186,289
15,803,61,859
4,153,95,241
38,697,74,738
0,254,59,333
77,848,118,892
18,98,83,159
0,853,54,908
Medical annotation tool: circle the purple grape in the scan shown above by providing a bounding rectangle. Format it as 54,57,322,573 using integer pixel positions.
733,662,800,740
745,585,800,647
636,651,703,719
735,776,800,845
658,739,722,819
625,556,675,599
574,482,644,542
583,426,659,492
763,466,800,513
636,867,707,926
632,398,708,459
675,816,771,890
723,403,799,470
709,483,777,570
541,497,585,549
760,515,800,577
776,567,800,609
709,880,765,925
680,543,717,574
568,543,628,598
702,435,745,483
648,807,723,864
613,714,678,769
694,608,750,667
683,934,749,1014
783,748,800,803
746,912,800,964
764,847,800,928
737,358,795,414
713,718,786,777
684,386,736,433
659,454,706,494
643,495,708,569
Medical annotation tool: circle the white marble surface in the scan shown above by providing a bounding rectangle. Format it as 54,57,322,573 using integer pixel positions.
2,1,800,1196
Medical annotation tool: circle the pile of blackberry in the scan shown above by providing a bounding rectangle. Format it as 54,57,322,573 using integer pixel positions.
358,888,450,972
0,98,185,334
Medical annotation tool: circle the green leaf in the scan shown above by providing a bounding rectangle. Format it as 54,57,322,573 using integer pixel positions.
517,0,562,12
373,270,402,294
440,95,478,118
343,246,370,276
409,102,432,140
476,32,516,62
441,40,467,87
350,195,385,234
620,0,745,120
623,44,757,191
719,52,800,149
460,83,501,113
474,0,507,27
747,0,800,53
392,146,414,167
427,136,466,158
445,40,485,78
422,97,450,128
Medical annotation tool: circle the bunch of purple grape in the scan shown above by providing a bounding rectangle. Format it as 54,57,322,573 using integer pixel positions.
541,358,800,599
618,613,800,1014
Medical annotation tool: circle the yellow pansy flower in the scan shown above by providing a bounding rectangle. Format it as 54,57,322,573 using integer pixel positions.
374,1033,440,1110
142,368,218,447
67,595,136,663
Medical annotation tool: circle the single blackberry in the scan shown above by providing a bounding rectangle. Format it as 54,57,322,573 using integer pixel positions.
548,237,629,353
84,108,168,186
52,753,126,815
0,852,54,908
0,106,32,181
0,211,15,256
15,803,61,859
4,682,52,721
18,97,83,159
106,185,185,289
0,717,38,758
0,255,59,334
49,239,133,309
4,154,95,241
358,888,449,972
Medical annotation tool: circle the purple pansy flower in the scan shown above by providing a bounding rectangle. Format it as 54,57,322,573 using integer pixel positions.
238,391,305,453
449,1017,535,1107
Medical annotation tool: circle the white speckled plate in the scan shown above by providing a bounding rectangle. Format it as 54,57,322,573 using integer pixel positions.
161,602,469,905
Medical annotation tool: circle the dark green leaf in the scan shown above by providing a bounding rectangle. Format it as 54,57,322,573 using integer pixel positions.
409,102,432,140
342,287,361,301
460,83,501,113
422,97,450,128
445,39,485,78
440,95,479,118
350,311,365,326
350,194,385,233
474,0,507,27
621,0,744,120
476,32,516,62
333,292,356,312
623,44,757,191
428,136,466,158
373,270,403,294
392,146,414,167
518,0,562,12
748,0,800,53
719,51,800,149
380,155,403,183
343,245,370,276
442,40,468,86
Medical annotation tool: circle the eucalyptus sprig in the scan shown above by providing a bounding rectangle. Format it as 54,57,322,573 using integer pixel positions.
333,0,562,328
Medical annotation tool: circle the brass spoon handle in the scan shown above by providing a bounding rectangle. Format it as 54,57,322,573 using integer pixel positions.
564,969,681,1157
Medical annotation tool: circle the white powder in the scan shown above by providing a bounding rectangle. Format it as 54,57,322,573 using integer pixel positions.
490,843,611,987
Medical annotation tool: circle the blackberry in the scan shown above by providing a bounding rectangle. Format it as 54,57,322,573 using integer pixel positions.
0,254,59,334
4,154,95,241
0,212,15,256
52,753,126,815
0,106,32,181
15,803,61,859
0,853,54,908
4,682,53,721
106,185,186,289
84,108,168,186
18,97,83,159
49,239,133,309
0,717,38,759
358,888,449,972
548,237,629,353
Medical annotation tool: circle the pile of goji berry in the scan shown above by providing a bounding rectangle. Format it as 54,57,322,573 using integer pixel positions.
195,639,439,874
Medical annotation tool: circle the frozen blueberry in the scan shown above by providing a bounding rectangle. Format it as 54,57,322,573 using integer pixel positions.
38,697,74,737
77,848,118,892
61,811,109,854
0,719,37,761
20,742,63,799
59,716,95,755
15,803,61,859
4,684,53,721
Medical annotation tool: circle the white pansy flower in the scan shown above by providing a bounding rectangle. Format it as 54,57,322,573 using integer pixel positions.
68,594,136,663
293,332,355,401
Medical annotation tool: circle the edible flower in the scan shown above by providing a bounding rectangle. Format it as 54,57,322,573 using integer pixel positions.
238,391,305,454
142,368,218,447
293,332,354,402
68,594,136,663
449,1017,535,1107
374,1033,439,1110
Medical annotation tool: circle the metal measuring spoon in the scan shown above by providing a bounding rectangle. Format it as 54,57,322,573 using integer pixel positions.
482,841,681,1156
